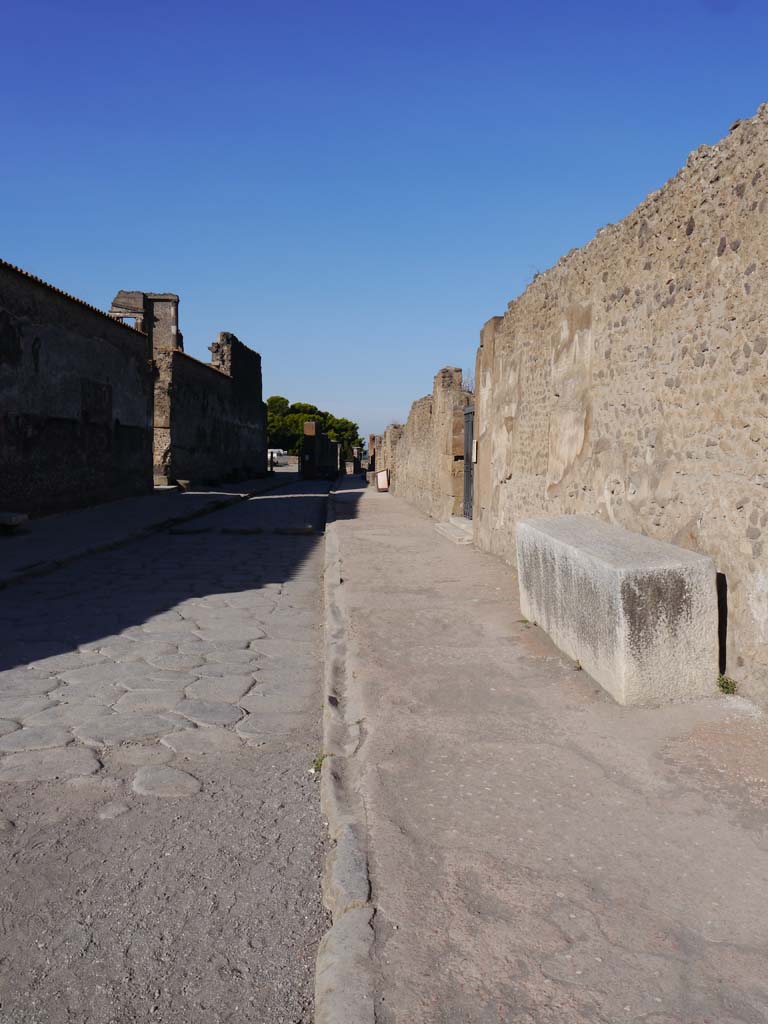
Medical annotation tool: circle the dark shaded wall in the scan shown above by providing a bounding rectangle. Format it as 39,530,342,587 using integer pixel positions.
0,261,154,514
301,421,341,479
154,333,267,484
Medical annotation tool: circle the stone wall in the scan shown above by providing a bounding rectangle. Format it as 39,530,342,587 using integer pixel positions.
301,421,341,479
153,333,267,485
474,105,768,702
377,367,472,520
0,260,153,514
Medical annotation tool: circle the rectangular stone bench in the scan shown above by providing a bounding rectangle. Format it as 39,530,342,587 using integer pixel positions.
516,515,718,706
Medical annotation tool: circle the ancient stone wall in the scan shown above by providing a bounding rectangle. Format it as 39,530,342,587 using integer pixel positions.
300,420,341,479
474,105,768,702
153,333,267,485
0,260,153,514
377,367,472,519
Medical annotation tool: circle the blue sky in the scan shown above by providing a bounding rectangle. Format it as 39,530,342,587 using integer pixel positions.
2,0,766,438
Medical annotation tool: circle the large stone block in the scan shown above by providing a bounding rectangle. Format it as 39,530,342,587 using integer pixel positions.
516,515,718,705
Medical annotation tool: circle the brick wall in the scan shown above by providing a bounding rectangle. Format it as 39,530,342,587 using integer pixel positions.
0,260,153,514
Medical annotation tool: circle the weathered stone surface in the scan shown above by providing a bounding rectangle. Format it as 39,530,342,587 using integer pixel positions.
132,765,201,798
0,695,54,722
184,675,254,703
235,711,303,741
174,699,243,727
74,713,181,747
25,705,114,729
0,719,19,737
114,690,185,714
103,744,174,767
160,728,243,754
203,649,262,668
27,651,106,673
59,663,135,687
0,746,101,782
517,515,718,705
97,801,130,820
0,814,15,832
145,652,204,672
239,687,309,715
0,726,72,753
0,670,56,698
46,682,124,706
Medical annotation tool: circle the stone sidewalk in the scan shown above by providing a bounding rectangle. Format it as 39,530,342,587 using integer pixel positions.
325,481,768,1024
0,469,299,587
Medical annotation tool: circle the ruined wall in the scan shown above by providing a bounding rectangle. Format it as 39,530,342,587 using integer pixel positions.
378,367,471,519
0,260,153,514
474,105,768,702
301,420,341,479
154,333,267,484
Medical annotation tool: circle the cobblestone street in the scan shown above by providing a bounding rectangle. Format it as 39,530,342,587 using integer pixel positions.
0,480,332,1024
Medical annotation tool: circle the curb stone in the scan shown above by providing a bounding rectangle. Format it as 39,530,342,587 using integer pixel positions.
315,488,375,1024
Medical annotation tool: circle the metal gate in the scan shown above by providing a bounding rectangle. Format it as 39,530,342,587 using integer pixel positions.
463,406,474,519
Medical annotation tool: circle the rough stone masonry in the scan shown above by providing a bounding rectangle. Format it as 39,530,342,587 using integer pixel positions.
474,104,768,703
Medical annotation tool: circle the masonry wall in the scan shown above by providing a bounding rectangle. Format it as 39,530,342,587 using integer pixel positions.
378,367,472,519
474,105,768,702
0,261,153,514
154,333,267,484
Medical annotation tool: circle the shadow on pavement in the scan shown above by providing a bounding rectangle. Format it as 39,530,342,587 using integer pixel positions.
0,478,365,674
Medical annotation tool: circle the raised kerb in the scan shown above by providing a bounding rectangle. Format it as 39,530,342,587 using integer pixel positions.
516,515,718,706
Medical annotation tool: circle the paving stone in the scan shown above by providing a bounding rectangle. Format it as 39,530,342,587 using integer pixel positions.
234,711,303,741
174,699,243,727
145,653,204,672
132,765,201,798
204,649,262,668
26,651,106,674
0,670,57,699
74,713,182,747
0,695,54,722
239,688,310,715
103,744,174,767
194,625,267,646
0,746,101,783
46,682,124,706
184,675,254,702
25,705,114,729
114,690,185,713
160,728,243,754
96,638,172,661
97,801,130,820
59,663,136,687
0,726,72,753
0,719,19,737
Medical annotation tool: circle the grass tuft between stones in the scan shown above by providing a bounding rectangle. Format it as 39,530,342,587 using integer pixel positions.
717,674,738,695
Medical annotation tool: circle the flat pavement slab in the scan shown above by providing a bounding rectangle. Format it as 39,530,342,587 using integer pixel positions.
329,481,768,1024
0,469,300,587
0,478,330,1024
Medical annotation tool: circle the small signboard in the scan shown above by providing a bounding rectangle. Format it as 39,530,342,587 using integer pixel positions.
376,469,390,492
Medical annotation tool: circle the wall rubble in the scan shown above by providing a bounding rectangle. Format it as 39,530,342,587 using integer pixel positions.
474,105,768,702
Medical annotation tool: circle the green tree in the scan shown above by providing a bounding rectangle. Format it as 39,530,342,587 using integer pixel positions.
266,396,363,456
